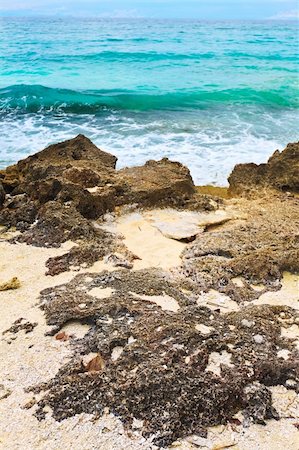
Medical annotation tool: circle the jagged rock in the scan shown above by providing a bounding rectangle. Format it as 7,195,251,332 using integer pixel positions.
180,195,299,301
17,134,117,174
14,201,98,247
0,164,19,193
64,167,102,188
0,196,38,230
229,142,299,195
0,136,198,226
118,158,195,207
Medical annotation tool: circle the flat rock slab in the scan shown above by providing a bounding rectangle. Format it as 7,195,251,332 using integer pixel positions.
144,208,235,241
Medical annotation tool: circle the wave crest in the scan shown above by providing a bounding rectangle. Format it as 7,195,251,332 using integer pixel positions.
0,84,298,114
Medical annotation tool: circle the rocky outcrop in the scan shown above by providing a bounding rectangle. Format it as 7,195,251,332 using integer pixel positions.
228,142,299,195
0,135,199,230
118,158,195,207
180,195,299,302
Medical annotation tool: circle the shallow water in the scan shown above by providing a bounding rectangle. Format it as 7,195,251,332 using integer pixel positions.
0,18,298,184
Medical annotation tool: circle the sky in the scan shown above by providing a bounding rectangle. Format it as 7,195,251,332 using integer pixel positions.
0,0,298,20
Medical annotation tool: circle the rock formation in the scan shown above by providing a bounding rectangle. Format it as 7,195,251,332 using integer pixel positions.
228,141,299,195
0,134,205,229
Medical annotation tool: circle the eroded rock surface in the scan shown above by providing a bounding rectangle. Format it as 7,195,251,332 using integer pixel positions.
0,135,200,228
229,141,299,195
180,195,299,302
32,269,299,447
0,135,218,275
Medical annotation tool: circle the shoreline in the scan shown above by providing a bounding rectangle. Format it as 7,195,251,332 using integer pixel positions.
0,135,298,449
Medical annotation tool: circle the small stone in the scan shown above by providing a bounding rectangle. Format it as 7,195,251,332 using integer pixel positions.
253,334,264,344
78,303,87,309
0,384,12,400
128,336,136,344
0,277,21,291
241,319,254,328
55,331,69,341
132,418,144,429
84,354,105,372
285,379,297,388
111,346,124,361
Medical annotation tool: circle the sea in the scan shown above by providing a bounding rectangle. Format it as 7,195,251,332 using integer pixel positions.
0,17,298,185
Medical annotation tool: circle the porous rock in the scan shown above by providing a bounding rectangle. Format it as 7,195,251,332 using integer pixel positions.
32,269,299,447
180,195,299,301
0,135,199,230
117,158,195,208
229,141,299,195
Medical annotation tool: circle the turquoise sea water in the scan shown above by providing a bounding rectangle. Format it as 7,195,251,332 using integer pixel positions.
0,18,298,184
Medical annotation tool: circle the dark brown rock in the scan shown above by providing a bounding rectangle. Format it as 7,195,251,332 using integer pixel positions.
32,269,298,446
18,134,117,173
229,142,299,195
0,136,198,227
64,167,102,188
0,164,20,193
0,182,5,208
14,201,98,247
0,194,38,230
118,158,195,207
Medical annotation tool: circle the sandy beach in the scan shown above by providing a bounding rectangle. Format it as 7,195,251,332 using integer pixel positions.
0,136,298,449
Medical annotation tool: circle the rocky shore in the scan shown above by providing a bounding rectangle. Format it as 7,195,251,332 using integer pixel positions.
0,136,298,449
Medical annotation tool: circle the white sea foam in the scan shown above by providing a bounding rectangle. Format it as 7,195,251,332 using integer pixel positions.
0,108,297,185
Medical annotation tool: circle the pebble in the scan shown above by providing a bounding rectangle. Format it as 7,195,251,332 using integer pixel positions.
253,334,264,344
285,379,297,388
241,319,254,328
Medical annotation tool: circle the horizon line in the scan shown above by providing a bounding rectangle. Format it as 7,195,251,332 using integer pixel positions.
0,15,298,21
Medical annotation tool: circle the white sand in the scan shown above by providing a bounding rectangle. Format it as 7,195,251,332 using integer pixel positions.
109,211,186,270
0,213,298,450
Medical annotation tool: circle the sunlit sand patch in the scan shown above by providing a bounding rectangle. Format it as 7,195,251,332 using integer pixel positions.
252,272,299,309
98,208,241,271
89,287,114,298
231,277,244,287
85,258,117,273
143,208,236,241
277,349,291,360
130,292,180,312
281,324,299,339
196,290,240,312
271,385,299,417
61,320,91,339
195,324,214,334
206,350,234,376
111,212,186,270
